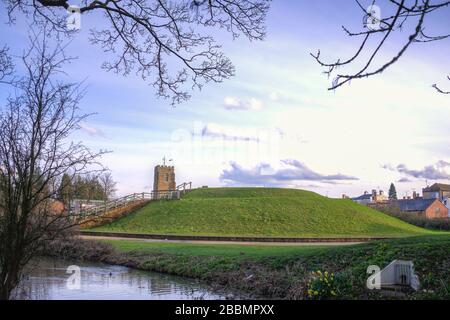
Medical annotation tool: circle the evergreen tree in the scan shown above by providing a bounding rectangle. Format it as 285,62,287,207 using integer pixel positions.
72,174,107,201
58,173,73,206
388,183,398,200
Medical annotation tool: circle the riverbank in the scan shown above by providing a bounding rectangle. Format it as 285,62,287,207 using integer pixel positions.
41,234,450,300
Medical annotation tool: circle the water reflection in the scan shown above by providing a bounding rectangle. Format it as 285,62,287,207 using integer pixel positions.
13,258,228,300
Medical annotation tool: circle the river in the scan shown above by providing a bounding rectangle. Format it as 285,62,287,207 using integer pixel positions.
12,258,233,300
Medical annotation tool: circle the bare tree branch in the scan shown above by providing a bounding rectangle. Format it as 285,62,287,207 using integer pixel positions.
0,46,14,83
432,75,450,94
312,0,450,92
2,0,271,104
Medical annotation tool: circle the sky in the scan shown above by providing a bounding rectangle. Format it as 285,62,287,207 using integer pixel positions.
0,1,449,198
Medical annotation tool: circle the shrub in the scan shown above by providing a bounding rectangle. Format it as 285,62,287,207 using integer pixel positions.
40,236,115,261
306,270,339,300
372,205,450,231
392,214,450,231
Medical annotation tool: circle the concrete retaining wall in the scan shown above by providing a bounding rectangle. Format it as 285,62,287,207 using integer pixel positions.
79,230,387,243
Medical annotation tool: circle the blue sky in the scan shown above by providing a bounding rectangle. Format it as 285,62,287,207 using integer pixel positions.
1,1,449,197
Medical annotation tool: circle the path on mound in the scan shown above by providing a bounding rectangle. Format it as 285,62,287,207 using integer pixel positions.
80,231,374,246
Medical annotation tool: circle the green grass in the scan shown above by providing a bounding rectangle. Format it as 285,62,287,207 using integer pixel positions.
92,187,435,238
107,240,330,258
103,235,450,299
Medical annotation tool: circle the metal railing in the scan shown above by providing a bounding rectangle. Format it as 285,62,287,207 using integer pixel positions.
176,182,192,191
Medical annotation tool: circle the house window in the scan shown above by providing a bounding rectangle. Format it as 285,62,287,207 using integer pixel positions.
164,173,169,182
435,207,440,214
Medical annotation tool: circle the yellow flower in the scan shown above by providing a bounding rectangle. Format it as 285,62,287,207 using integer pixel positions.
314,291,319,296
331,290,336,296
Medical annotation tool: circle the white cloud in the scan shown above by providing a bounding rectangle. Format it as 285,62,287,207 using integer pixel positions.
220,160,358,187
223,96,263,111
201,123,260,142
383,161,450,180
248,98,263,110
79,122,106,138
223,96,241,109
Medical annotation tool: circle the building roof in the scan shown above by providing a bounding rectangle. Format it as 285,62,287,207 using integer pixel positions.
352,193,372,201
397,199,438,212
423,183,450,192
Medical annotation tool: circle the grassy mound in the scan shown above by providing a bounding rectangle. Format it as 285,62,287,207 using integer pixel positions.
91,188,434,238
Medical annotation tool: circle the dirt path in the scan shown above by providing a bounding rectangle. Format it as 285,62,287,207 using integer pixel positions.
80,234,364,246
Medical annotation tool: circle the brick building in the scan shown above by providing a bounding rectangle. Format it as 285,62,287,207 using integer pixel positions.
396,198,448,219
422,183,450,214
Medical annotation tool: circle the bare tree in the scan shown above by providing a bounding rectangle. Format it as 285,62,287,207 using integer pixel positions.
0,34,106,299
311,0,449,92
99,171,117,200
2,0,271,104
0,46,14,83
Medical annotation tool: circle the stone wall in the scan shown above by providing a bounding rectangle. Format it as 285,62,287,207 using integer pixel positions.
153,165,176,192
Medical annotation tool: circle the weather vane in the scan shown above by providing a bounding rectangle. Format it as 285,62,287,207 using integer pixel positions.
162,156,173,166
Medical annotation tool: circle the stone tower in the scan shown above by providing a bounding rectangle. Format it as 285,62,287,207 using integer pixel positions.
153,165,176,192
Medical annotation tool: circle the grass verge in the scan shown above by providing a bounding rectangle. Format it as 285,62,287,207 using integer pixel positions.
98,235,450,299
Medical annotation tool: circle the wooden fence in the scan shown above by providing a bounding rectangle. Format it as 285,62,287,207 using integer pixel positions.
77,182,193,218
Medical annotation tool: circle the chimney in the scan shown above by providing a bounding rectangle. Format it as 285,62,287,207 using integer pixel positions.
379,190,384,196
372,189,377,197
